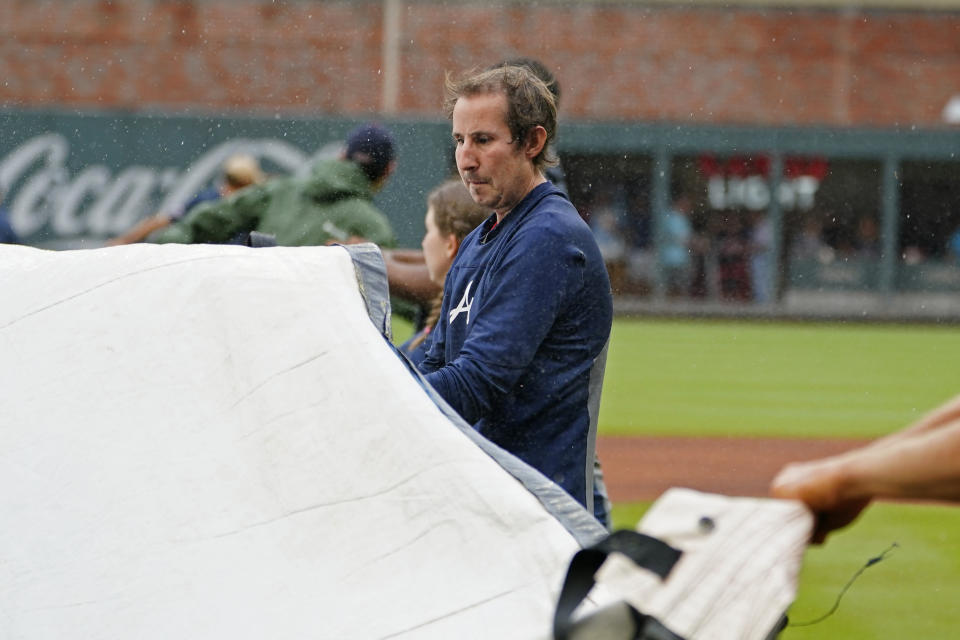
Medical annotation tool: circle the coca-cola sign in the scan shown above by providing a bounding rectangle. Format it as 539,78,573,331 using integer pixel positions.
0,133,340,248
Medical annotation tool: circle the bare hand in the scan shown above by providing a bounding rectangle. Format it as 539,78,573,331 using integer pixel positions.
771,458,870,544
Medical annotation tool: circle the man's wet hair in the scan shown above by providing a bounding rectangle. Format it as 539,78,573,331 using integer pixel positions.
443,65,558,173
493,57,560,107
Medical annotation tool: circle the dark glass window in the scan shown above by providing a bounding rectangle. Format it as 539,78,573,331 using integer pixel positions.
563,153,653,296
897,160,960,291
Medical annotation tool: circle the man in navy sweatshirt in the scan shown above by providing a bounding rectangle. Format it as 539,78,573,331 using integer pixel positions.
419,65,613,518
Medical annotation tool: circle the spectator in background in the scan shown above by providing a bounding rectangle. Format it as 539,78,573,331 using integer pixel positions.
772,393,960,544
107,154,265,246
151,123,396,248
688,218,716,299
790,216,832,263
716,213,751,301
748,210,774,303
420,65,613,524
854,214,881,259
399,179,491,364
659,193,693,297
591,209,627,263
0,188,20,244
588,190,628,293
624,191,656,295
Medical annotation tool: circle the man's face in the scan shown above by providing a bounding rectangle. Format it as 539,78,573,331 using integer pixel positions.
452,91,537,218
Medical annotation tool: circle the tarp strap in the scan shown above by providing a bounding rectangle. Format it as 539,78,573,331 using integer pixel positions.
553,530,683,640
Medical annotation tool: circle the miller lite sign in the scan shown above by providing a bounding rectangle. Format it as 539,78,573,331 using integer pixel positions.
699,155,828,212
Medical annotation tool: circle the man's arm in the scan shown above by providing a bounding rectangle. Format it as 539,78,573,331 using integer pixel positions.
106,214,172,246
152,186,266,244
867,393,960,447
771,393,960,542
382,249,441,307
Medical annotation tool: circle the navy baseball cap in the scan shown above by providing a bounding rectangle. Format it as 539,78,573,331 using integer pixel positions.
345,123,395,170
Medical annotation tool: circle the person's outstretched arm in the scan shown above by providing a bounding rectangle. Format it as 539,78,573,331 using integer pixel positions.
381,249,441,306
152,185,267,245
105,214,172,246
771,393,960,542
867,393,960,447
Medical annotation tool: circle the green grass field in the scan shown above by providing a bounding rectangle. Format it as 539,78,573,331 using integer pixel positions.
395,315,960,637
601,318,960,438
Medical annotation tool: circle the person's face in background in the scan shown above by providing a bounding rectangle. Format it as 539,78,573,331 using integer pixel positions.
421,206,458,286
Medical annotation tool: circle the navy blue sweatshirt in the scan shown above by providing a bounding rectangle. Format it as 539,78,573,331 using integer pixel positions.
420,182,613,507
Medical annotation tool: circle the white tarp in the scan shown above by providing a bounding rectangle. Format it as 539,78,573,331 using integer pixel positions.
594,489,812,639
0,243,604,639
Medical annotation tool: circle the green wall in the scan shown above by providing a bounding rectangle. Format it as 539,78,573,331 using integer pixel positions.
0,108,452,249
3,107,960,299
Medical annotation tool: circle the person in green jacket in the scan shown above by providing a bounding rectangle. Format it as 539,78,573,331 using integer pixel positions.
152,123,397,248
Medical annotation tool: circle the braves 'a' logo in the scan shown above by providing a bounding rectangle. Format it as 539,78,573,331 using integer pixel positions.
448,280,474,325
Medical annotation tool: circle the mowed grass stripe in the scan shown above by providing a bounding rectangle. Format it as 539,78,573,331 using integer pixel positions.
601,319,960,438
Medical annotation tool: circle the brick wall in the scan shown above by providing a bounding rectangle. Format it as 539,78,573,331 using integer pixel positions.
3,0,959,127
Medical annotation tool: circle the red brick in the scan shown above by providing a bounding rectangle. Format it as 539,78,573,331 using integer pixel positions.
2,1,959,127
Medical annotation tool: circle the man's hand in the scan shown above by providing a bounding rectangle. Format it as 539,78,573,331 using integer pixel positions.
771,457,870,544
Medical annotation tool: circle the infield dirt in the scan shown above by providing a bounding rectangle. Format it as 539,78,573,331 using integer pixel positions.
597,436,871,502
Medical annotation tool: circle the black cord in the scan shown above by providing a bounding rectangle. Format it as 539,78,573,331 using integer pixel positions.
788,542,899,628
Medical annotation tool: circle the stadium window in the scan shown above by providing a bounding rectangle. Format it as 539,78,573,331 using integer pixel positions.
670,153,845,302
563,152,653,296
897,160,960,292
783,158,883,293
